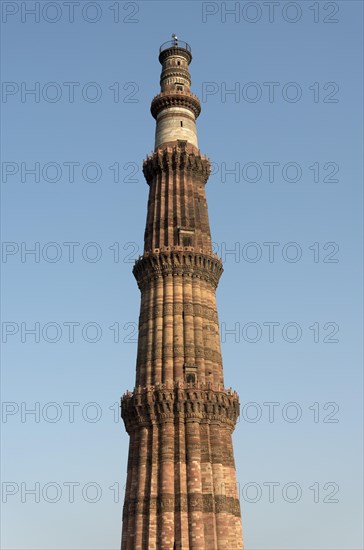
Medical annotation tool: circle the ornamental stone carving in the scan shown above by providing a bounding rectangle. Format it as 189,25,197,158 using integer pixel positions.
133,250,223,290
121,382,240,433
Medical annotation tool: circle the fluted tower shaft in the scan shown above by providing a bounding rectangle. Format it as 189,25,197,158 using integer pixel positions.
120,39,244,550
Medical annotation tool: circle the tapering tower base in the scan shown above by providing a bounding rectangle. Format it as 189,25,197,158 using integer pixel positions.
121,382,243,550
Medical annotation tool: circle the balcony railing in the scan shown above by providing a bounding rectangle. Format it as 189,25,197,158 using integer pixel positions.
159,40,191,54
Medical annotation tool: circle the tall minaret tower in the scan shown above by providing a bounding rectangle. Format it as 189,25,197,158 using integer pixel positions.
120,37,244,550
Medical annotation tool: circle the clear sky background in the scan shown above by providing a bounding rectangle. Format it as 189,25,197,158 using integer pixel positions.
1,1,363,549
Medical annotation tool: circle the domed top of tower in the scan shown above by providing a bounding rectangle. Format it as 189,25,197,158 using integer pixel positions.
159,35,192,65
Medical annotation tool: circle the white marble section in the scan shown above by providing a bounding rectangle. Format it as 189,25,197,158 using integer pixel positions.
155,106,198,148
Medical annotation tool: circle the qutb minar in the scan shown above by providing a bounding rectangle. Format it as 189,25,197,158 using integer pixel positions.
120,37,244,549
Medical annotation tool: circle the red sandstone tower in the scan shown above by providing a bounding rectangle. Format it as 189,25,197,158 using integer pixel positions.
120,37,244,550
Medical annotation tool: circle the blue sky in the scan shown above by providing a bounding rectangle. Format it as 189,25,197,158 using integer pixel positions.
1,1,363,549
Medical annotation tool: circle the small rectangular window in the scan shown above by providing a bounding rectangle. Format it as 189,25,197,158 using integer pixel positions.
178,228,195,248
184,364,198,384
180,121,183,127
